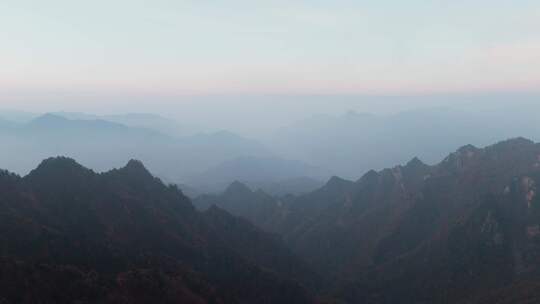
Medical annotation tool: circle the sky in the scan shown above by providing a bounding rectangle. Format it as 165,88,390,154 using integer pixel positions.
1,0,540,102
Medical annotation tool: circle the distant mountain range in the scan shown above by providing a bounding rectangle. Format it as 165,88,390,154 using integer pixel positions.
0,113,274,185
0,112,331,195
4,107,540,196
0,110,203,137
52,112,205,137
195,137,540,303
270,108,540,179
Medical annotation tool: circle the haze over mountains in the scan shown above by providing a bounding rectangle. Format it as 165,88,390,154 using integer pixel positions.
2,103,540,195
271,106,540,179
4,0,540,302
3,103,540,303
3,137,540,303
0,113,275,189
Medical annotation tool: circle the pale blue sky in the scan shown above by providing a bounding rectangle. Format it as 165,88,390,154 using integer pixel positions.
1,0,540,104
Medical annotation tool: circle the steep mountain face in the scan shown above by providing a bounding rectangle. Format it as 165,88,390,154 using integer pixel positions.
201,138,540,303
0,158,316,304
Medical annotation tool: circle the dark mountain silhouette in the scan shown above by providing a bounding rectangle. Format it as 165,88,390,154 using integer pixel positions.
202,138,540,303
0,158,318,304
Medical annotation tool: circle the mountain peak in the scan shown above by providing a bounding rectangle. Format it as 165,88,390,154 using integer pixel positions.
327,176,347,186
26,156,93,184
357,169,379,182
125,159,147,171
34,156,86,172
224,181,252,195
117,159,153,179
457,144,479,153
405,157,426,169
325,176,354,191
492,137,535,150
29,113,69,126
